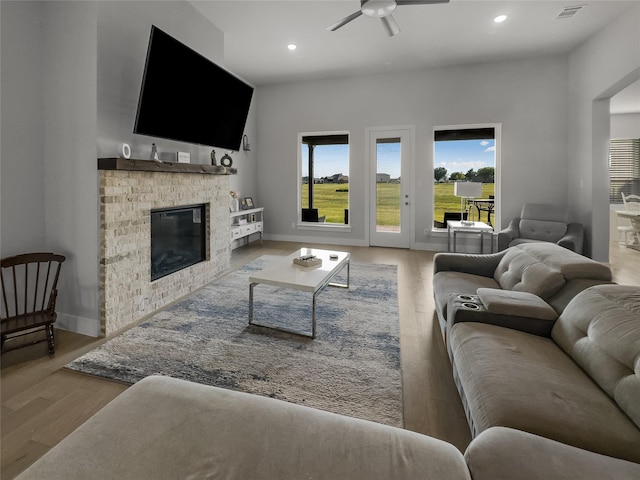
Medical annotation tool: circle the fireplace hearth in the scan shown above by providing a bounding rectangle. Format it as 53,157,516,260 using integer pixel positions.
151,205,206,281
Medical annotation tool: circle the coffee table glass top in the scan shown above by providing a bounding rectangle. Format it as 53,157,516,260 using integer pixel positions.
249,248,350,293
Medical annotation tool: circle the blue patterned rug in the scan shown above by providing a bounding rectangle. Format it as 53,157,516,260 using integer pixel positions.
66,256,403,427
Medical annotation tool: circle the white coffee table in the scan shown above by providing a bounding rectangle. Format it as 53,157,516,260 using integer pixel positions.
248,248,350,338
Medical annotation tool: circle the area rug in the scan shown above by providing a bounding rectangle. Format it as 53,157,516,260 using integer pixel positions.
66,256,403,427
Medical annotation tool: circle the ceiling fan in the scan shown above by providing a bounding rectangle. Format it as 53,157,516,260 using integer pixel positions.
327,0,449,37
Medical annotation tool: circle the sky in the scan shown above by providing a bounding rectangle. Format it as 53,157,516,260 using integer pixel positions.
301,144,350,178
434,139,496,176
302,138,495,179
301,143,403,179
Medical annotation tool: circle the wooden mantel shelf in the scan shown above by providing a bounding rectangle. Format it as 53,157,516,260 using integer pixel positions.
98,158,237,175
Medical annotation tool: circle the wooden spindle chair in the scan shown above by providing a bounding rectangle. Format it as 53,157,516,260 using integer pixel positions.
1,252,65,355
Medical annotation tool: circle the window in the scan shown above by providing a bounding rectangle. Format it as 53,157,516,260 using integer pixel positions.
300,132,350,224
433,126,499,229
609,138,640,203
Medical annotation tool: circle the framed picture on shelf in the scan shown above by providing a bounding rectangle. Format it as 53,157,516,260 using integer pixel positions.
244,197,254,209
240,198,248,210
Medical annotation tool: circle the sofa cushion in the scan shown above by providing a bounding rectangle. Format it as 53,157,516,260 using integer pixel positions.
552,285,640,431
433,272,500,327
15,375,472,480
477,288,557,321
493,248,565,298
465,427,640,480
449,322,640,463
514,243,612,281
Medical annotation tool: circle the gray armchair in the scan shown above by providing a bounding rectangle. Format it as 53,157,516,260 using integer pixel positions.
497,203,584,254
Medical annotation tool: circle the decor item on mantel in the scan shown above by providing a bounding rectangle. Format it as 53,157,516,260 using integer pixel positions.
151,143,160,162
120,143,131,159
97,158,237,175
210,149,217,166
66,256,402,427
220,153,233,168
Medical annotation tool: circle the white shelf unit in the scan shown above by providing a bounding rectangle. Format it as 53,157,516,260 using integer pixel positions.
230,207,264,248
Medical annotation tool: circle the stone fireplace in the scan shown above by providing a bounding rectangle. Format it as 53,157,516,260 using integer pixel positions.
99,159,231,336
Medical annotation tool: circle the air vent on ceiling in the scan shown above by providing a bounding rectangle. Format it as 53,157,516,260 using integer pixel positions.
556,4,585,20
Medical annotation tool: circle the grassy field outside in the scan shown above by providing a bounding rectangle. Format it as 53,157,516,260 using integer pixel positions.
301,183,349,223
434,183,494,225
302,182,494,225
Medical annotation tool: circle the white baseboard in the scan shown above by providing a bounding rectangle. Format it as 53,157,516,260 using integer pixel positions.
56,313,101,337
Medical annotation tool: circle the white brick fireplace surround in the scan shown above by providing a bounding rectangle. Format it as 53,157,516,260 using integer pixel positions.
99,160,231,336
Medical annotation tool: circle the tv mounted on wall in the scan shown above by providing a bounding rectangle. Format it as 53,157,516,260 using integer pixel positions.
134,26,254,151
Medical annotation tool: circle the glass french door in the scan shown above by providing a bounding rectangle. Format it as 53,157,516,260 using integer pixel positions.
368,127,413,248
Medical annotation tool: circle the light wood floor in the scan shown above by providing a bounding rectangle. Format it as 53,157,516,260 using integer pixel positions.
2,241,638,479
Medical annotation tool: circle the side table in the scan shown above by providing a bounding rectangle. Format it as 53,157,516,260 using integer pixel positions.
447,221,494,253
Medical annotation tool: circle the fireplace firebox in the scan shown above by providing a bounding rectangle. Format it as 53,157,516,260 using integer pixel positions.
151,205,206,281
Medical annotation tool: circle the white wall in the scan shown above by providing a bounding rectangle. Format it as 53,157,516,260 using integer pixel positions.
256,56,569,250
97,1,221,163
1,1,256,336
41,1,99,334
568,4,640,261
1,1,46,255
611,113,640,139
1,1,99,334
96,0,258,216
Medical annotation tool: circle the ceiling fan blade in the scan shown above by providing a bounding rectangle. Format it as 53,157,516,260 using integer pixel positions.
395,0,449,5
327,10,363,31
381,14,400,36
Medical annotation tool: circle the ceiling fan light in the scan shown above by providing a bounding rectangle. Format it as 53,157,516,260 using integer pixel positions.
362,0,397,18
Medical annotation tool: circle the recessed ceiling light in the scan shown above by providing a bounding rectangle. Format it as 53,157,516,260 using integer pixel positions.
287,44,297,51
494,14,507,23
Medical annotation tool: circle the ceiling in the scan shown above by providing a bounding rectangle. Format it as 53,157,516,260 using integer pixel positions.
191,0,640,112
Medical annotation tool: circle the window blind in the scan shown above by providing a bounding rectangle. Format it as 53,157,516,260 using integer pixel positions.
609,138,640,203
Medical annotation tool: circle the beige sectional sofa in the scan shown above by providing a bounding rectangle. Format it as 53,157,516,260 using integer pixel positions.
449,284,640,462
17,375,640,480
433,242,613,338
433,241,640,475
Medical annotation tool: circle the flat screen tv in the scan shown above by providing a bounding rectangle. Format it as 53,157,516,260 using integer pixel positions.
134,26,253,151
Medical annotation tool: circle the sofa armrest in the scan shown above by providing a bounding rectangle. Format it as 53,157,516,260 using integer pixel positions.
477,288,557,321
446,290,558,337
465,427,640,480
433,250,507,278
557,222,584,254
16,376,472,480
496,218,520,251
